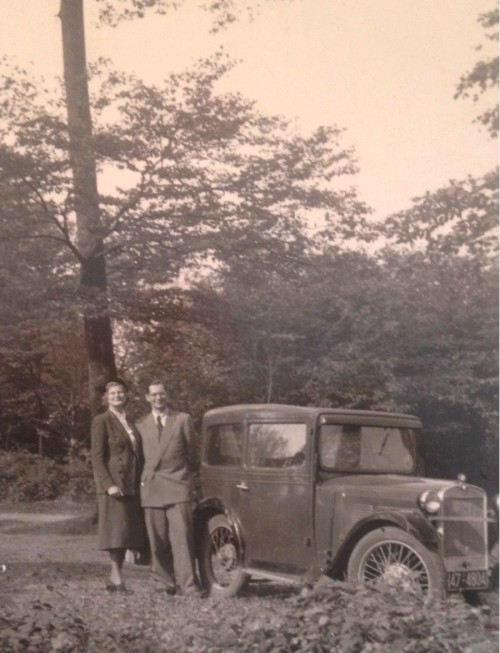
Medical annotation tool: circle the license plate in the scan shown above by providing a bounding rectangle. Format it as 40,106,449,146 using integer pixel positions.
446,570,489,592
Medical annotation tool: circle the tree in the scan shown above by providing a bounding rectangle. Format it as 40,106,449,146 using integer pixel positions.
383,169,498,263
59,0,116,412
3,0,344,417
455,6,499,138
0,27,369,444
125,245,395,411
0,323,89,459
56,0,327,412
160,169,497,490
376,172,498,492
200,251,393,408
0,159,89,455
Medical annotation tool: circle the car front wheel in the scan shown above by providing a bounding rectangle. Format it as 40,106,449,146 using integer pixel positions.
199,514,249,598
347,526,445,597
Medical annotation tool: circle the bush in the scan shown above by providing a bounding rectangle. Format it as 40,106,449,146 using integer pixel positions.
0,451,93,502
3,583,494,653
0,600,90,653
62,456,95,501
233,580,497,653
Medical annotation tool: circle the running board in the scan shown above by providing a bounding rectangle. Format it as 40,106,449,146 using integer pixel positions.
242,568,306,585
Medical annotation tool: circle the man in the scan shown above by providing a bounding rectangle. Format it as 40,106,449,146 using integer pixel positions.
136,380,201,597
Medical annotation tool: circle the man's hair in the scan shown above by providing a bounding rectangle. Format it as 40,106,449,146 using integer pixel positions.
147,380,167,393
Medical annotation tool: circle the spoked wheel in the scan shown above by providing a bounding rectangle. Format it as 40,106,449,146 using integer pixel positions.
199,514,249,598
347,527,445,597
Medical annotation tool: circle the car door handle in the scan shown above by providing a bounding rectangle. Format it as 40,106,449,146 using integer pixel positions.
236,482,249,491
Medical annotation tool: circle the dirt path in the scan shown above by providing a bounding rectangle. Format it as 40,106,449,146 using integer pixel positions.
0,512,78,523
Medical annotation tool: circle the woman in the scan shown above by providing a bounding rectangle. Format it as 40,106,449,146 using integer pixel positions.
91,380,147,592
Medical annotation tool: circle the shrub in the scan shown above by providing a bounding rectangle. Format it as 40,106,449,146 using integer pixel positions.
0,451,93,502
0,600,90,653
61,456,95,501
233,580,497,653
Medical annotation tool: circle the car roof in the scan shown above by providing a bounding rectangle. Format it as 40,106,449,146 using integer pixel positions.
202,404,423,428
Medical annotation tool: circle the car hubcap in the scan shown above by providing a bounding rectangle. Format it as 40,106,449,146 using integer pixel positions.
210,527,239,586
361,542,429,592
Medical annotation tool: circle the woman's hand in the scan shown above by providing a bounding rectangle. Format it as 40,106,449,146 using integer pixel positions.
107,485,124,497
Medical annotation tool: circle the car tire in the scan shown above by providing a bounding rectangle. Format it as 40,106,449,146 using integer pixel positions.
199,514,250,598
347,526,446,597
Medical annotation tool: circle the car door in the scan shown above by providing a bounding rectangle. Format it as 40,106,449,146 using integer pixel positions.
236,420,313,574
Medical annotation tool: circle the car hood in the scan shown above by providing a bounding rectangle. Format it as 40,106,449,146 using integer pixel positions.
314,474,487,569
316,474,469,509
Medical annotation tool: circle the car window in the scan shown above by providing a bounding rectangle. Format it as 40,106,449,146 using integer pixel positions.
319,424,415,472
206,423,243,466
247,423,307,468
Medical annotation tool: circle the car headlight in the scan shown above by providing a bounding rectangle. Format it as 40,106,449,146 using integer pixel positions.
418,490,441,514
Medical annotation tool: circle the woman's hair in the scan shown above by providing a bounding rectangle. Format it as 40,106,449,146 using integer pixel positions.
105,379,128,393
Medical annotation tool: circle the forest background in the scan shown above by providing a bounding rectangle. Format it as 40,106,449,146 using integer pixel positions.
0,0,498,497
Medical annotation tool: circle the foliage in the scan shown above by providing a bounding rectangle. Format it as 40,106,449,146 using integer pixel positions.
0,53,368,302
0,4,497,502
377,171,498,492
0,322,90,459
0,452,93,502
0,49,369,456
455,7,499,138
115,204,498,492
383,169,498,262
116,171,499,492
95,0,294,32
62,456,96,502
0,582,496,653
191,251,397,409
118,292,234,419
0,601,90,653
231,581,496,653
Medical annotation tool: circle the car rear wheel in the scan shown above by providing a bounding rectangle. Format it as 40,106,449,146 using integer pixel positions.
347,526,445,597
199,514,249,598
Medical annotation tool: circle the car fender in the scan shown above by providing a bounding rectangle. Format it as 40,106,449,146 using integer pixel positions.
194,496,226,520
326,510,438,576
193,498,245,557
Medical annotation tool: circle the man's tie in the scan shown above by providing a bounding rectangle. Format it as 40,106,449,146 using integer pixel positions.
156,415,163,439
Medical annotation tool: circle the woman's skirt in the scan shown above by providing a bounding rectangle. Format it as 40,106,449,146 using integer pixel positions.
96,494,147,551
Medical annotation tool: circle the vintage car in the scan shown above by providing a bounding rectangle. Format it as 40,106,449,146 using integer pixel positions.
194,404,497,598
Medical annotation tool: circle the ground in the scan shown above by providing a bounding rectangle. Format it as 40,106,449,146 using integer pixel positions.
0,501,498,653
0,500,300,653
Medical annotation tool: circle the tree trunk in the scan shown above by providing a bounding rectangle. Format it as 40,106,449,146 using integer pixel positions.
59,0,116,414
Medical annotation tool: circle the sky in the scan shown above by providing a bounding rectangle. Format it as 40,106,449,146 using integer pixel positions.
1,0,498,219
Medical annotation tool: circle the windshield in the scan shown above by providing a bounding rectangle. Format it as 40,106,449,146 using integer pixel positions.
318,424,416,473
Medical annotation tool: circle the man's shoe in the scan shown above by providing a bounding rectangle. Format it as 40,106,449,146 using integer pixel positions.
179,588,208,599
196,589,209,599
165,586,176,596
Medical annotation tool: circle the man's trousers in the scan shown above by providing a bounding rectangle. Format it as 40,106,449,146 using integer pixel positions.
144,502,198,594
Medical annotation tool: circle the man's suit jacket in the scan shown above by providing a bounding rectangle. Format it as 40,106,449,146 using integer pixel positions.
136,411,197,508
91,410,144,496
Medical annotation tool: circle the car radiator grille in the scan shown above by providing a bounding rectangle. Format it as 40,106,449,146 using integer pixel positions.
442,497,486,559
